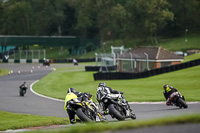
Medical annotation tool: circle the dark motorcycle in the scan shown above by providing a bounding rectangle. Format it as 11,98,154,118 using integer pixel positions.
43,59,50,66
98,93,136,121
19,82,28,96
170,92,188,108
67,96,106,123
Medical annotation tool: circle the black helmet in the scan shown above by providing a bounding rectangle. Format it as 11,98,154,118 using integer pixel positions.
98,82,106,87
67,88,76,93
163,84,168,90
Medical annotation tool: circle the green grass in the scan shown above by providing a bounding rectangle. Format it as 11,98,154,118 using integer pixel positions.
0,111,68,131
183,53,200,63
33,62,200,102
0,68,9,76
156,34,200,52
29,113,200,133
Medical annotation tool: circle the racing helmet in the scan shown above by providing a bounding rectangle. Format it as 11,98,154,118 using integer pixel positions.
67,88,76,93
169,86,174,89
163,84,168,90
98,82,106,87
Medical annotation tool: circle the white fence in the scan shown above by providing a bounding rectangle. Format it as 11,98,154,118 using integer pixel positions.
7,50,46,60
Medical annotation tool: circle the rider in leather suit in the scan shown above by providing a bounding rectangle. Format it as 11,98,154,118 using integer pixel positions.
163,84,178,105
96,82,130,115
64,88,92,124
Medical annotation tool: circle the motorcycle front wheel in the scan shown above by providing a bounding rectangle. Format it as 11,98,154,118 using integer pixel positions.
76,108,92,122
108,104,125,121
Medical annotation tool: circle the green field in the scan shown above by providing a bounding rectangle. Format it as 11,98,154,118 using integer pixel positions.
183,53,200,62
33,61,200,102
0,111,67,131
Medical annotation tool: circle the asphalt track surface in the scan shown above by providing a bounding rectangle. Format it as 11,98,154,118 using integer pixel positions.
0,63,200,132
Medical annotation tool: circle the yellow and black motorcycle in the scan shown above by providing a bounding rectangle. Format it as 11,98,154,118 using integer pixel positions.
66,93,106,122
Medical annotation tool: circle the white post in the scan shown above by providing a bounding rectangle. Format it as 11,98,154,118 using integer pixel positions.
144,52,149,70
95,53,98,66
129,52,133,71
111,46,114,54
113,53,116,66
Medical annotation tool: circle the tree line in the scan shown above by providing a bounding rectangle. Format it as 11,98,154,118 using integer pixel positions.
0,0,200,45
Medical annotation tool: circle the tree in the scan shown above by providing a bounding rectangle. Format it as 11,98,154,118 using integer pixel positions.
110,3,130,45
126,0,173,44
1,1,34,35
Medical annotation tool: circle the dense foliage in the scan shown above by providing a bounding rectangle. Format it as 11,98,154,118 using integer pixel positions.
0,0,200,44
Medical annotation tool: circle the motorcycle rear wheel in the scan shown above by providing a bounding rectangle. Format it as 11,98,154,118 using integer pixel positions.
76,108,92,122
108,104,125,121
178,98,188,108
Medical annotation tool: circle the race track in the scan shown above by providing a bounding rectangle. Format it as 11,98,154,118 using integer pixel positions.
0,63,200,122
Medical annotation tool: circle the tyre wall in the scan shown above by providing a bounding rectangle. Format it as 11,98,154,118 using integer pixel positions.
93,59,200,80
85,65,117,72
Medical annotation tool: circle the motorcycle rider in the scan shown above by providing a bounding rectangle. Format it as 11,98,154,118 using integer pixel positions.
96,82,132,115
19,82,28,96
64,88,94,124
163,84,178,105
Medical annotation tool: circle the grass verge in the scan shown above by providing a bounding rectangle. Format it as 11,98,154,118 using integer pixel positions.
0,68,9,76
0,111,68,131
29,113,200,133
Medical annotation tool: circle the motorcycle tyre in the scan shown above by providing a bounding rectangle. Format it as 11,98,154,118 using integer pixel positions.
108,104,125,121
76,108,92,122
178,98,188,108
131,113,136,119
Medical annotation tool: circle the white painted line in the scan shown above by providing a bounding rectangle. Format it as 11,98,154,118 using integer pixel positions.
30,80,200,105
129,102,166,104
30,80,64,102
129,101,200,104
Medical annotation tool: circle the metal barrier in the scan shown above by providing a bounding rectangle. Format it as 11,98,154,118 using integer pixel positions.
93,59,200,80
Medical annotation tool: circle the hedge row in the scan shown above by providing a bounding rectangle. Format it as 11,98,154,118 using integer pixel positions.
93,59,200,80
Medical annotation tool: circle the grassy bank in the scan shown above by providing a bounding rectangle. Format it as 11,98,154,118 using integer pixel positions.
31,113,200,133
33,62,200,102
0,111,68,131
183,52,200,63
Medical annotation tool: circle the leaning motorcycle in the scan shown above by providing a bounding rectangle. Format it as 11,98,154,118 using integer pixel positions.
67,96,105,122
19,84,27,96
98,93,136,121
170,92,188,108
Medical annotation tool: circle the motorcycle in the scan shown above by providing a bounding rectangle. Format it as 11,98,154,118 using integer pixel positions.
97,93,136,121
19,82,28,96
67,95,106,123
170,92,188,108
